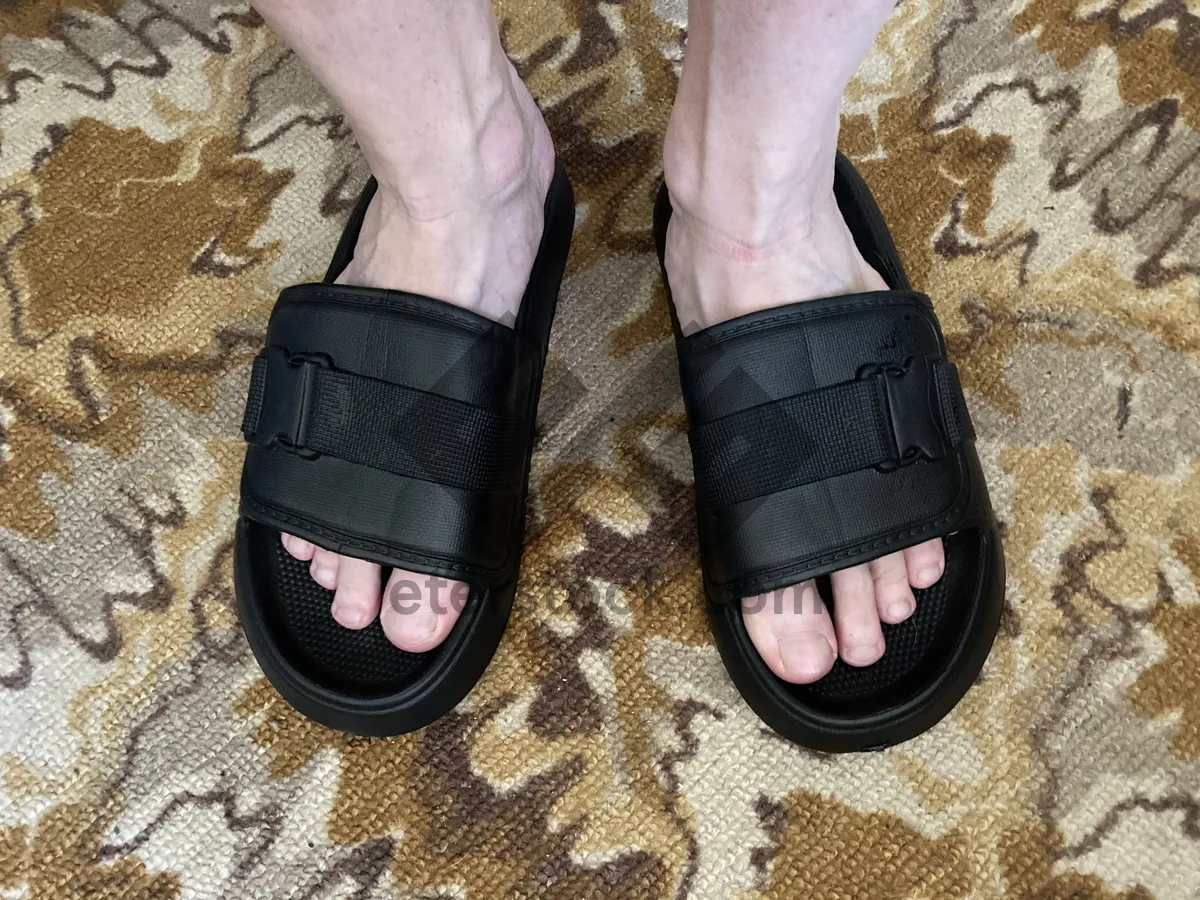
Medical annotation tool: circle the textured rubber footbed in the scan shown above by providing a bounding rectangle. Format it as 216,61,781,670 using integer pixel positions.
251,523,437,696
785,530,981,712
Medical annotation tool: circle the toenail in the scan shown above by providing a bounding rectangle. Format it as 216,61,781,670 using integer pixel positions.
391,604,438,645
919,566,941,585
332,603,369,629
843,641,883,666
778,633,834,679
314,567,335,587
415,609,438,639
888,600,913,620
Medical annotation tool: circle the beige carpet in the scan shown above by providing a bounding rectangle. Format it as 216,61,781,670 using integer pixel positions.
2,1,1200,897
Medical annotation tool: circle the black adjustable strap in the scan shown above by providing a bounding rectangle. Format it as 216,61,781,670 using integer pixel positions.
689,355,973,508
241,348,520,491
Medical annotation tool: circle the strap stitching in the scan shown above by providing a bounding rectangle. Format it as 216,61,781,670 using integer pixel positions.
706,454,974,598
275,290,516,343
680,293,937,350
242,489,515,579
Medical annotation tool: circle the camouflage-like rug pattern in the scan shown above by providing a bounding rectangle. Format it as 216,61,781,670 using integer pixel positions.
3,1,1200,897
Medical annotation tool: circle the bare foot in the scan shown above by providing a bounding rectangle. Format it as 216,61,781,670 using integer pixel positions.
663,146,944,685
281,65,554,653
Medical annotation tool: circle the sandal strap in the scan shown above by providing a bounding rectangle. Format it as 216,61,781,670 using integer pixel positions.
242,346,521,492
671,290,988,602
690,354,972,508
238,282,534,588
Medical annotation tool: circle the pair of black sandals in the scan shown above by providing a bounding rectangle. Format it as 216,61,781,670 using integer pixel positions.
235,157,1005,752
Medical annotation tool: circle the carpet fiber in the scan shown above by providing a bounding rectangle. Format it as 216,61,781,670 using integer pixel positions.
2,1,1200,897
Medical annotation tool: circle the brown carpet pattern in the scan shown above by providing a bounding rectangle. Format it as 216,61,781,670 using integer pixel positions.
2,0,1199,897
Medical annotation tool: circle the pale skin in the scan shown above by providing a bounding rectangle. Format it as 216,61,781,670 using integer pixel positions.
254,0,945,684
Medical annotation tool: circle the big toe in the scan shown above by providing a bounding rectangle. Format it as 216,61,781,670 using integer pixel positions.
742,581,838,684
379,568,467,653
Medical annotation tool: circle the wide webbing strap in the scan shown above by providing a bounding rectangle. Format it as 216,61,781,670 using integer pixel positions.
242,347,520,492
689,355,972,508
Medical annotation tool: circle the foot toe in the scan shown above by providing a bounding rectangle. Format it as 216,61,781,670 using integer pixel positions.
330,557,382,630
282,533,316,561
831,564,884,666
309,549,340,590
777,632,837,682
742,581,838,684
869,552,915,624
903,539,945,589
379,568,467,653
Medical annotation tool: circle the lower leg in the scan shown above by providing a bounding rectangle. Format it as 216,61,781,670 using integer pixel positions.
256,0,554,321
666,0,944,681
664,0,895,331
255,0,552,649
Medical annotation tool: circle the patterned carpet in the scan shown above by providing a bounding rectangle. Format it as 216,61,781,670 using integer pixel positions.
2,0,1200,897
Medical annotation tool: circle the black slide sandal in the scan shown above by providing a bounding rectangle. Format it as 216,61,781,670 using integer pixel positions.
235,163,574,736
654,154,1005,752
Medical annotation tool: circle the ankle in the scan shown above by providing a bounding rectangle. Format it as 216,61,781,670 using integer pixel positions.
366,65,553,222
336,72,553,323
663,178,885,333
662,106,841,249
